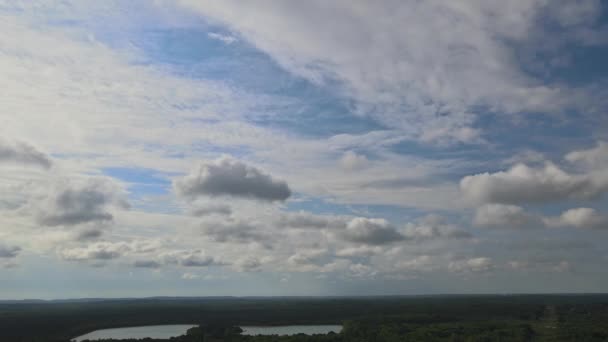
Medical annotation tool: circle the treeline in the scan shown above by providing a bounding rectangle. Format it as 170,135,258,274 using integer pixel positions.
2,295,608,341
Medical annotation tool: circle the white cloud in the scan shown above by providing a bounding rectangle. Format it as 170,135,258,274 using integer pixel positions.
339,151,369,171
552,208,608,230
473,204,544,229
234,256,262,272
287,249,328,266
200,219,270,245
566,141,608,169
276,211,347,230
160,249,225,267
461,162,607,205
178,0,602,144
60,242,129,262
403,215,471,239
207,32,237,44
174,157,291,202
341,217,405,245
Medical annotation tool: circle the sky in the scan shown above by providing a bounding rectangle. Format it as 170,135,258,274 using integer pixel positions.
1,0,608,299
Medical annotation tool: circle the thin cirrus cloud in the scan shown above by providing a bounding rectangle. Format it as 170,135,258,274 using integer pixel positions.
174,157,291,202
177,0,605,144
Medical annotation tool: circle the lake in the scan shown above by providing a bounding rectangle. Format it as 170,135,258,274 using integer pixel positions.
73,324,342,340
241,325,342,336
72,324,196,341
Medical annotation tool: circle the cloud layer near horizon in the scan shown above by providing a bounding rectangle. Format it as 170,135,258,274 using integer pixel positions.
1,0,608,298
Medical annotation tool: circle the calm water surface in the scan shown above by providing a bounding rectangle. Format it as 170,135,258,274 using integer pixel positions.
72,324,196,341
73,324,342,340
241,325,342,336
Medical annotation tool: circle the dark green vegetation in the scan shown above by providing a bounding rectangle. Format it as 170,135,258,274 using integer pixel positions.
2,295,608,342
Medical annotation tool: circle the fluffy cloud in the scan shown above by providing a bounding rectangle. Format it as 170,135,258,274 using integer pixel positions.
339,151,369,171
473,204,608,230
60,242,128,262
287,249,328,266
161,249,225,267
200,219,270,245
31,178,129,227
565,141,608,169
473,204,544,229
0,139,52,169
403,215,471,239
341,217,405,245
276,211,347,230
553,208,608,230
234,257,262,272
461,162,607,205
174,157,291,202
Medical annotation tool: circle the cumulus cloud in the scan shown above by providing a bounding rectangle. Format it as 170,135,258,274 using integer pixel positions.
472,204,608,231
161,249,225,267
565,141,608,169
276,211,347,230
473,204,545,229
31,178,129,227
174,157,291,202
448,257,495,274
287,249,328,266
0,244,21,258
341,217,405,245
60,242,128,262
201,219,269,245
0,139,52,169
403,215,471,239
234,256,262,272
551,208,608,230
461,162,607,205
339,151,369,171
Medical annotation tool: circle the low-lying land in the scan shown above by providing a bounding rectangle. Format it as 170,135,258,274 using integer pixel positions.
2,294,608,341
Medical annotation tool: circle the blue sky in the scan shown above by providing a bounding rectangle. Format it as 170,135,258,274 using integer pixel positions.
1,0,608,299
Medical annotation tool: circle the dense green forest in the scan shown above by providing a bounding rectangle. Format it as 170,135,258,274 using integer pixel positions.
2,295,608,341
